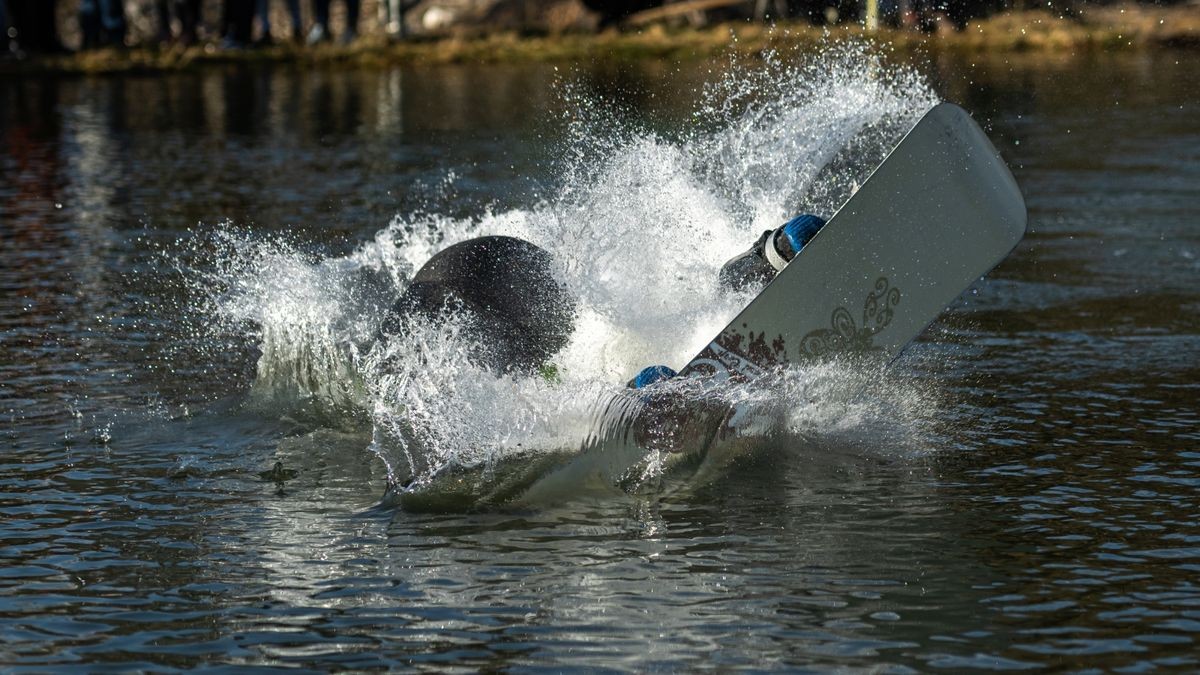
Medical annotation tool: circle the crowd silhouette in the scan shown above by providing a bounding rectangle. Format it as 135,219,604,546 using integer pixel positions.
0,0,397,54
0,0,1190,56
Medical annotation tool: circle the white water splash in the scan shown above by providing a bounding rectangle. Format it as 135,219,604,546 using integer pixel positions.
193,45,942,505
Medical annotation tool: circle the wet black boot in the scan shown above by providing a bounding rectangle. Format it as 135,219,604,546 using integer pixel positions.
718,214,826,293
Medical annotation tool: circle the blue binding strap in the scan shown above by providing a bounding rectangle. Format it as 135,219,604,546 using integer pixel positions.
632,365,677,389
781,214,827,256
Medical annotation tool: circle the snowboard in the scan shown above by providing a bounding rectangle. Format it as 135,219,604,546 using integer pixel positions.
493,103,1027,508
679,102,1027,380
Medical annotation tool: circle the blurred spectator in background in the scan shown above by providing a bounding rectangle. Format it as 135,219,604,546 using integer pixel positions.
7,0,67,53
222,0,255,47
378,0,404,38
157,0,204,45
256,0,303,45
308,0,359,45
80,0,128,48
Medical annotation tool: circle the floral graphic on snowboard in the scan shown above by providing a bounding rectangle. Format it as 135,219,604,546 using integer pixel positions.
681,277,901,381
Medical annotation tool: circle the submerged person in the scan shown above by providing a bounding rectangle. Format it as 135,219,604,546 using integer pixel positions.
381,213,827,386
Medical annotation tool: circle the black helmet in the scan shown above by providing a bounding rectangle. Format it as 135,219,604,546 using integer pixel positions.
382,236,576,375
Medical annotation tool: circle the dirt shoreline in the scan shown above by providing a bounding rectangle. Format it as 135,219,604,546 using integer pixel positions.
3,5,1197,75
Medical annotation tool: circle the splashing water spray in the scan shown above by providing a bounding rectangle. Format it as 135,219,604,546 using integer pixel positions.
187,44,946,510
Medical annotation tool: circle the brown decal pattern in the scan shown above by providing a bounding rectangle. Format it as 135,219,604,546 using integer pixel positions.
680,277,902,380
679,321,791,381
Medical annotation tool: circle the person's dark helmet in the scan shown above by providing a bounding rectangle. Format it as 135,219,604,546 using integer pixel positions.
382,236,576,376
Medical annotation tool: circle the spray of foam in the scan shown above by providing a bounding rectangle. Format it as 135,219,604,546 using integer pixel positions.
191,44,943,503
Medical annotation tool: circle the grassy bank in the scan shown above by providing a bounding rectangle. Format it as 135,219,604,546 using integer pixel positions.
4,4,1197,75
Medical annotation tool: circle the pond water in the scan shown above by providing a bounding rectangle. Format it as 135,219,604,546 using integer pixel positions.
1,47,1198,670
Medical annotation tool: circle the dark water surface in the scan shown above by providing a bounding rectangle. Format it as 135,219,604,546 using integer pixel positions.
2,51,1199,670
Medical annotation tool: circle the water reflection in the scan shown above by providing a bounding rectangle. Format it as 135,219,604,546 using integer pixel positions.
1,51,1199,669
